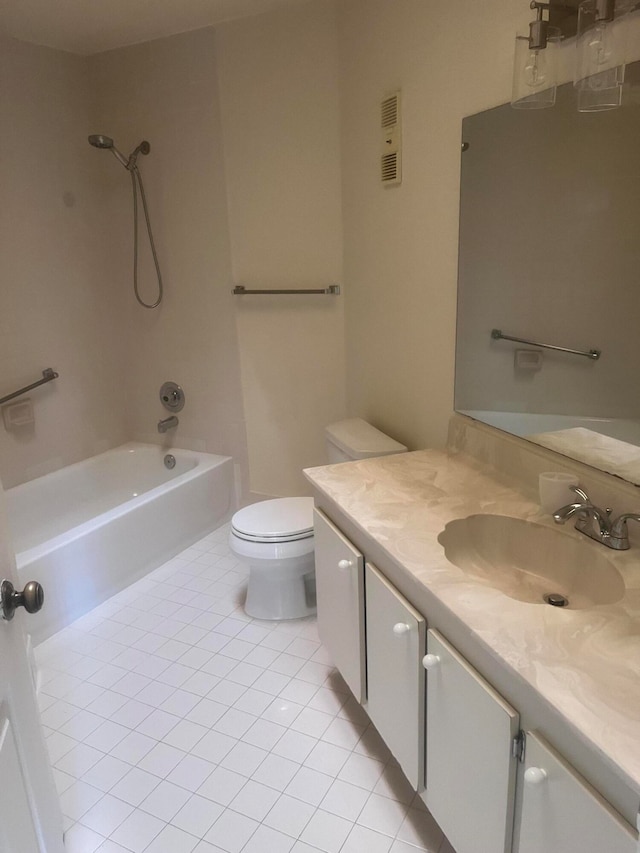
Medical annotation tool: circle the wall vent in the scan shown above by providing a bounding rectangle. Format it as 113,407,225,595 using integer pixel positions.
381,91,402,185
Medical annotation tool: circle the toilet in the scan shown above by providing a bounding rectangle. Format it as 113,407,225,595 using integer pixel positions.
229,419,407,620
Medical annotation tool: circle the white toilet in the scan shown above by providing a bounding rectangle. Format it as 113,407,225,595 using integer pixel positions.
229,418,407,620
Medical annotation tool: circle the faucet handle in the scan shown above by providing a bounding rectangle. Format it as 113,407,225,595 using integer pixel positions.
569,485,591,503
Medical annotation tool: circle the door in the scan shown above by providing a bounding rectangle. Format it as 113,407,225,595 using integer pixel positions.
313,509,366,702
0,485,64,853
516,731,638,853
365,563,425,790
422,629,519,853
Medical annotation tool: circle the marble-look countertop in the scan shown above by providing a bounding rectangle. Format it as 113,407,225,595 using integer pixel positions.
304,448,640,795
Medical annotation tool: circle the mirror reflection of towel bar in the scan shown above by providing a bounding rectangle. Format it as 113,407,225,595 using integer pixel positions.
491,329,601,361
233,284,340,296
0,368,59,406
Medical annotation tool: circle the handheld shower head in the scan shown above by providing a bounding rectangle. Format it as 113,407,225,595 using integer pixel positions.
88,134,114,149
88,133,129,168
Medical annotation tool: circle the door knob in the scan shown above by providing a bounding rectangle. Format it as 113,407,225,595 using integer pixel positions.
393,622,411,635
1,579,44,621
338,559,353,571
422,653,441,670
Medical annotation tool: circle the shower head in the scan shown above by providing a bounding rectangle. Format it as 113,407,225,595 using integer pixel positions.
88,134,114,149
88,133,130,169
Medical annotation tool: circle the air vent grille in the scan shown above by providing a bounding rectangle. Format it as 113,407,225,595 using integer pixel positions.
381,95,398,128
380,91,402,185
381,152,398,183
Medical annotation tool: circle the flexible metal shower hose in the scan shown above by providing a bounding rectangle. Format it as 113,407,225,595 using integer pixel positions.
131,165,163,309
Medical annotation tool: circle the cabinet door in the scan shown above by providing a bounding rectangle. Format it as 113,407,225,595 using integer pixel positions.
365,563,426,790
516,732,638,853
423,629,519,853
313,509,366,702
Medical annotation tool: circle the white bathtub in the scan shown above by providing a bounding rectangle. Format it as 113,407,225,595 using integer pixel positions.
6,443,234,644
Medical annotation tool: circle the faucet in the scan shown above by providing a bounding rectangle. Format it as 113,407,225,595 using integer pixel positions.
158,415,178,434
553,485,640,550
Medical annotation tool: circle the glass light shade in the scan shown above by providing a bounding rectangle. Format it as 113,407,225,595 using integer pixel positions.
511,29,560,110
575,0,626,111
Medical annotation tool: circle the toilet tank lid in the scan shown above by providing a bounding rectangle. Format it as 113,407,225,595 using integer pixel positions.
232,497,314,539
325,418,407,459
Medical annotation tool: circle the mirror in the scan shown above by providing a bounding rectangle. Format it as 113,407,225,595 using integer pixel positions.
455,59,640,485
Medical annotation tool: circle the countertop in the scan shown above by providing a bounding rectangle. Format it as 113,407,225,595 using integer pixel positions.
304,448,640,797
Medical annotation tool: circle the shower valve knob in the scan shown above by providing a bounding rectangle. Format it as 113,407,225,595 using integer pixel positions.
1,579,44,621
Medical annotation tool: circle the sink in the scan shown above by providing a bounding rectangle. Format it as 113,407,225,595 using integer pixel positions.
438,514,625,608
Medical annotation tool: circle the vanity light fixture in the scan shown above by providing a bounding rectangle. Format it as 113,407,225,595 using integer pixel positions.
575,0,626,111
512,2,561,109
511,0,637,111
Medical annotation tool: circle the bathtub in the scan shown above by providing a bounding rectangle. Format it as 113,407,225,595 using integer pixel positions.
6,443,234,644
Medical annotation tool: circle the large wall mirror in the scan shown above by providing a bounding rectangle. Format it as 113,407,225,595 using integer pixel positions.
455,59,640,485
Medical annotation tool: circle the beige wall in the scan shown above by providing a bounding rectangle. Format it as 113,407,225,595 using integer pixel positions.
0,37,129,489
216,0,346,497
338,0,531,452
90,29,250,494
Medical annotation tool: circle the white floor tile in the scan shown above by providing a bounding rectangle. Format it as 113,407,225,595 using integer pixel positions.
357,793,408,838
320,779,369,822
63,822,105,853
166,752,216,792
143,824,200,853
242,824,295,853
204,809,258,852
109,809,165,853
198,766,247,806
140,779,192,821
299,809,352,853
263,793,315,838
284,766,334,807
171,794,223,837
109,767,161,806
40,526,448,853
79,793,134,836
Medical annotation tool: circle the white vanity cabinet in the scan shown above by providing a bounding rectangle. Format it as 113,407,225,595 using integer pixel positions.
312,506,640,853
313,509,366,702
515,732,638,853
423,629,519,853
364,562,425,790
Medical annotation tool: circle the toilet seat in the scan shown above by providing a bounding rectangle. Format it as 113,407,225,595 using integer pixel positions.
231,497,314,544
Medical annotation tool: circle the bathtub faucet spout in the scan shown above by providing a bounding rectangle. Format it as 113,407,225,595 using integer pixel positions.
158,415,178,434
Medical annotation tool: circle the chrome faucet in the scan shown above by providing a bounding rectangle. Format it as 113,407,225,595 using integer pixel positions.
553,485,640,550
157,415,178,434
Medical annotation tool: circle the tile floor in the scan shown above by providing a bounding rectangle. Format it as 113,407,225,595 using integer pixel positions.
36,522,455,853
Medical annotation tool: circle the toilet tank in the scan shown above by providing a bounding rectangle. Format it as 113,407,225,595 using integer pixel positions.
325,418,408,464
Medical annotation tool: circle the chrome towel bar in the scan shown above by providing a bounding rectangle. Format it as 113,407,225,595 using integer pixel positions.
233,284,341,296
491,329,601,361
0,368,59,406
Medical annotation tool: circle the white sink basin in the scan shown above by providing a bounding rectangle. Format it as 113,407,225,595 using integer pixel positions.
438,514,625,609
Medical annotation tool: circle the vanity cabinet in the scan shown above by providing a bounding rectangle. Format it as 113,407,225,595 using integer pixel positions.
423,629,519,853
365,562,425,790
516,732,638,853
313,509,366,702
312,507,639,853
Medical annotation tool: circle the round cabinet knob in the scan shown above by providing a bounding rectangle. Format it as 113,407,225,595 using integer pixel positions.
422,654,441,670
337,559,353,571
1,579,45,621
393,622,411,635
524,767,548,786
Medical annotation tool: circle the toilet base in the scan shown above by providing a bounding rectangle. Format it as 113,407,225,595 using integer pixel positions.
243,554,316,621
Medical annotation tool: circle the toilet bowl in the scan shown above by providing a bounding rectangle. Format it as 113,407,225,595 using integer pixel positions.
230,497,316,620
230,419,407,620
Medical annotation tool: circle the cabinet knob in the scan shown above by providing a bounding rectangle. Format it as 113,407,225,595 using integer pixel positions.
337,559,353,571
392,622,411,635
524,767,548,786
422,654,441,670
